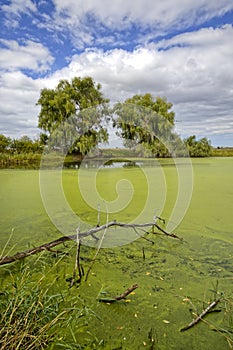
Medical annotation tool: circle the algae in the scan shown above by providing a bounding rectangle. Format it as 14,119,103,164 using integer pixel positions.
0,158,232,349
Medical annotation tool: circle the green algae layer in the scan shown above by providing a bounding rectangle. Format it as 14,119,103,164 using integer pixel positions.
0,157,232,349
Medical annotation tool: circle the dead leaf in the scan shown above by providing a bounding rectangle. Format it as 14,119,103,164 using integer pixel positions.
163,320,170,324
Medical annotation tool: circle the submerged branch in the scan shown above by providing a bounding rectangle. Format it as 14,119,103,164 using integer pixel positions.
0,221,182,266
99,284,138,303
180,299,221,332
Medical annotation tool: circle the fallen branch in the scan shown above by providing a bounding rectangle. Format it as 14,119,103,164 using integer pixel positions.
180,299,221,332
99,284,138,303
0,221,182,266
69,227,83,287
85,207,109,282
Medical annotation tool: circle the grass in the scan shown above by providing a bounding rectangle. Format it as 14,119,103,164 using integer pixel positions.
0,269,64,349
0,153,41,169
0,246,92,350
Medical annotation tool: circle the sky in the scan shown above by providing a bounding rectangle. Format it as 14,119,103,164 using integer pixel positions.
0,0,233,147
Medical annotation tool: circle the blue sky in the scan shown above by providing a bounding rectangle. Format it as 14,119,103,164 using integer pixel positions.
0,0,233,146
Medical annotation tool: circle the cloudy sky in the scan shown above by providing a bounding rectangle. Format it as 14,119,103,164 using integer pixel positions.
0,0,233,146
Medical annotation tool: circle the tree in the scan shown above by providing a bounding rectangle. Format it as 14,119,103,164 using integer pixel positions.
37,77,109,155
113,93,177,157
10,136,42,154
0,134,11,153
184,135,212,157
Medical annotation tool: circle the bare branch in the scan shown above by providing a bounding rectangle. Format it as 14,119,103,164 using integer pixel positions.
99,284,138,303
180,299,221,332
0,221,182,266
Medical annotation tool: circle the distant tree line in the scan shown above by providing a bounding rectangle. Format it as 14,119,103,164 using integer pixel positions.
0,76,212,158
0,134,43,154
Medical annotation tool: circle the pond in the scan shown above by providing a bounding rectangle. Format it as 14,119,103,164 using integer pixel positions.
0,157,232,349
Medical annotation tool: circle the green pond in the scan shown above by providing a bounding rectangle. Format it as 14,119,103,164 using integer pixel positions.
0,157,232,349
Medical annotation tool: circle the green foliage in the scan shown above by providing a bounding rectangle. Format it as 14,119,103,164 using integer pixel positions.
113,93,179,157
212,147,233,157
0,152,41,169
10,136,42,154
0,266,65,349
0,134,43,155
0,134,11,152
37,76,110,155
184,135,212,157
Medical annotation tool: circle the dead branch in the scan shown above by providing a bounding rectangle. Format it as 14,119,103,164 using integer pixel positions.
115,283,138,300
0,221,182,266
99,284,138,303
69,227,83,287
85,208,109,282
180,299,221,332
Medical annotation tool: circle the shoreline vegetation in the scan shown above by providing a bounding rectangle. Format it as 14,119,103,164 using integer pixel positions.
0,147,233,169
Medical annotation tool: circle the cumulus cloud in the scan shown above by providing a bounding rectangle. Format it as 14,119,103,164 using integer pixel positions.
41,24,233,143
0,39,54,72
0,0,233,145
0,71,43,137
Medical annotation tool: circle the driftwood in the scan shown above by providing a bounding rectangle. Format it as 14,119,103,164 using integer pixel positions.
0,220,182,266
180,299,220,332
99,284,138,303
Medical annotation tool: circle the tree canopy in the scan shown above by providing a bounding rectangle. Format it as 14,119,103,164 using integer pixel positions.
113,93,178,157
0,134,11,153
0,134,42,154
37,76,109,155
184,135,212,157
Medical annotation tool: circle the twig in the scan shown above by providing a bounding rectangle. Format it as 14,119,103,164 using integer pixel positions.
142,247,145,260
85,205,109,282
70,226,82,287
99,284,138,303
115,283,138,300
0,221,182,266
97,203,101,227
180,299,220,332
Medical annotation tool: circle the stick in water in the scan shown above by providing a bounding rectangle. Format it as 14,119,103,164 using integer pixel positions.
99,284,138,303
180,299,220,332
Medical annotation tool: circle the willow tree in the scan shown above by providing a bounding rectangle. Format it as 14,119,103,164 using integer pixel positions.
37,76,109,155
113,93,179,157
184,135,212,157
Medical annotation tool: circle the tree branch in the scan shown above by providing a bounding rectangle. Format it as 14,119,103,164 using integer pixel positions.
99,284,138,303
0,221,182,266
180,299,220,332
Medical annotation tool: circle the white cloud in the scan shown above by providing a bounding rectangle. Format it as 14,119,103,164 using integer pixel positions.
52,0,233,28
0,71,43,137
1,0,37,16
0,1,233,145
0,39,54,72
41,24,233,144
49,0,233,48
1,0,37,28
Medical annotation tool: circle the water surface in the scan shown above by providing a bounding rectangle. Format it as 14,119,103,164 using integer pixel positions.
0,157,232,349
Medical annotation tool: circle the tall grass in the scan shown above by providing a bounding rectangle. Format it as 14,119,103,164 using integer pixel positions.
0,153,41,168
0,267,65,349
0,244,92,350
